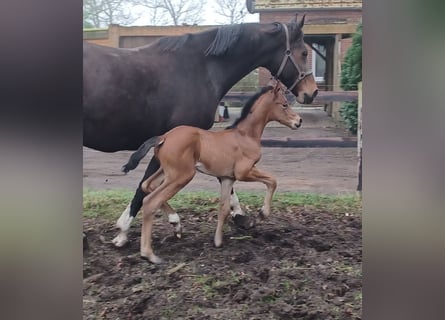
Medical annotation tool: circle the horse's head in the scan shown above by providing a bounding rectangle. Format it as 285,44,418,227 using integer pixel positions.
267,82,302,130
266,14,318,104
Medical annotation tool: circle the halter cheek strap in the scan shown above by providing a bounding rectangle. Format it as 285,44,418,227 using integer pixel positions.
273,23,313,92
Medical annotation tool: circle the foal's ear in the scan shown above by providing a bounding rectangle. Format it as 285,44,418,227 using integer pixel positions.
273,82,281,95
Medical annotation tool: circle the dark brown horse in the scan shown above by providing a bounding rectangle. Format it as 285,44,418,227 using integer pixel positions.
124,83,301,263
83,14,318,247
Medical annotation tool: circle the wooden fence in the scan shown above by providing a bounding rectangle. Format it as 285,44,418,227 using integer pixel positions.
223,90,358,104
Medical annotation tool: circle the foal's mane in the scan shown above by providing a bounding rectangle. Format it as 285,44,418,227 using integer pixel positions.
226,86,273,129
156,24,243,56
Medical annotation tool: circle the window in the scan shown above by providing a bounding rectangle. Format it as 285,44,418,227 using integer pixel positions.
312,43,326,83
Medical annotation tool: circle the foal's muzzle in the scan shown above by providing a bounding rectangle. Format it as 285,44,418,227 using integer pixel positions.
294,118,302,129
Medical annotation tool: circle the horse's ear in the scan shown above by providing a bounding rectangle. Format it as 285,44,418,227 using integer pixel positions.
299,14,306,29
289,13,305,38
273,82,281,95
290,13,298,24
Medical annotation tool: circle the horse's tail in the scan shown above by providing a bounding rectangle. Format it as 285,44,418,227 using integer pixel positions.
122,136,159,174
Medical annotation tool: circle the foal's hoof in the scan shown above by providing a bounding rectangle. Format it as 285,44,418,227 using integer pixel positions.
232,215,256,230
112,234,128,247
141,254,164,264
171,223,183,239
258,209,267,221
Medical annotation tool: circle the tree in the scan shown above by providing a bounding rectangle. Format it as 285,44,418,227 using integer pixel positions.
134,0,204,26
340,23,362,134
213,0,247,24
83,0,140,28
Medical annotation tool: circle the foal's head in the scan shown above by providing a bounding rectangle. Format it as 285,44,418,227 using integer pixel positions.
263,82,302,130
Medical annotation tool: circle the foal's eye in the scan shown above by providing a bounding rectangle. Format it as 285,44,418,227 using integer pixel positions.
302,50,308,57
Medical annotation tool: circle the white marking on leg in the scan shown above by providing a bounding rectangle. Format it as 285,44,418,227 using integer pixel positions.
112,204,134,247
168,212,182,238
230,191,244,217
168,213,180,224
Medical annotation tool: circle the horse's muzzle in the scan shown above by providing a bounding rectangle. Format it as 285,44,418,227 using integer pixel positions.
303,90,318,104
294,118,302,129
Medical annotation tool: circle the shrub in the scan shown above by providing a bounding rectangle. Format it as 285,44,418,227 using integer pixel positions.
340,24,362,134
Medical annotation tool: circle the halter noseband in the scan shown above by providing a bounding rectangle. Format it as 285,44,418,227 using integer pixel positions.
272,23,313,92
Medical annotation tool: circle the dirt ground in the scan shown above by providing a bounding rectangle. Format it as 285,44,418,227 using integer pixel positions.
83,206,361,319
83,108,358,194
83,108,361,319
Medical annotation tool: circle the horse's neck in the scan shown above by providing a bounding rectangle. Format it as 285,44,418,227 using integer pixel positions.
207,33,278,99
236,105,270,142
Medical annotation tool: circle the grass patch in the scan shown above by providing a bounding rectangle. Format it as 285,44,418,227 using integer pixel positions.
83,189,361,219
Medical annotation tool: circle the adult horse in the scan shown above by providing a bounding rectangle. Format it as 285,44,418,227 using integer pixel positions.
83,14,318,247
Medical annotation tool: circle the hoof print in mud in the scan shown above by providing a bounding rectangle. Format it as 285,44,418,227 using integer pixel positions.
232,251,254,263
307,237,333,252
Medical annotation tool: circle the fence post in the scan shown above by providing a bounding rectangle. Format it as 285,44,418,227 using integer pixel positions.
357,81,362,192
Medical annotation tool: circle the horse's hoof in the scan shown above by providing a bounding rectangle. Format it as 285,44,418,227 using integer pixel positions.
232,215,256,230
170,221,182,239
141,254,164,264
214,239,223,248
83,233,89,250
258,209,267,220
112,234,128,247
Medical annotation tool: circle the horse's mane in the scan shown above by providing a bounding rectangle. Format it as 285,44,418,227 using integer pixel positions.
226,86,273,129
205,24,243,56
157,34,191,52
156,24,243,55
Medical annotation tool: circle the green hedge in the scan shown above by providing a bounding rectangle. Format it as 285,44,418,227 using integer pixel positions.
340,24,362,134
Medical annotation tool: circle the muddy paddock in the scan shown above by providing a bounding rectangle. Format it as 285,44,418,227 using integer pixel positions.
83,205,361,319
83,111,361,319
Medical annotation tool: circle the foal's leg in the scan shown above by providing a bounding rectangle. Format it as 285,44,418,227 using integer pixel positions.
112,156,160,247
141,171,195,263
217,177,243,216
143,170,182,238
216,178,253,229
214,178,235,247
238,166,277,219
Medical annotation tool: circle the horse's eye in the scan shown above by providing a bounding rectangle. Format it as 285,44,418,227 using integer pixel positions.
302,50,308,57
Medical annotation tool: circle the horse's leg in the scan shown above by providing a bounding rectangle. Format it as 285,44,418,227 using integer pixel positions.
214,177,235,247
238,166,277,220
229,187,243,216
143,170,182,238
112,156,160,247
141,172,195,264
216,178,253,229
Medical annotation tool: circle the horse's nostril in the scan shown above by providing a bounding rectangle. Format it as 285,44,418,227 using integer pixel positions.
299,118,302,124
313,89,319,98
303,93,313,104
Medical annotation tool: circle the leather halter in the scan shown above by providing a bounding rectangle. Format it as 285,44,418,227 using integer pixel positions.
273,23,313,92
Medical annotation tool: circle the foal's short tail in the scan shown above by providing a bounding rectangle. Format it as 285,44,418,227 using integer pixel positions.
122,136,159,174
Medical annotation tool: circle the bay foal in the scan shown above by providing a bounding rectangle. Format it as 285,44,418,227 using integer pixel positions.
124,83,302,263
